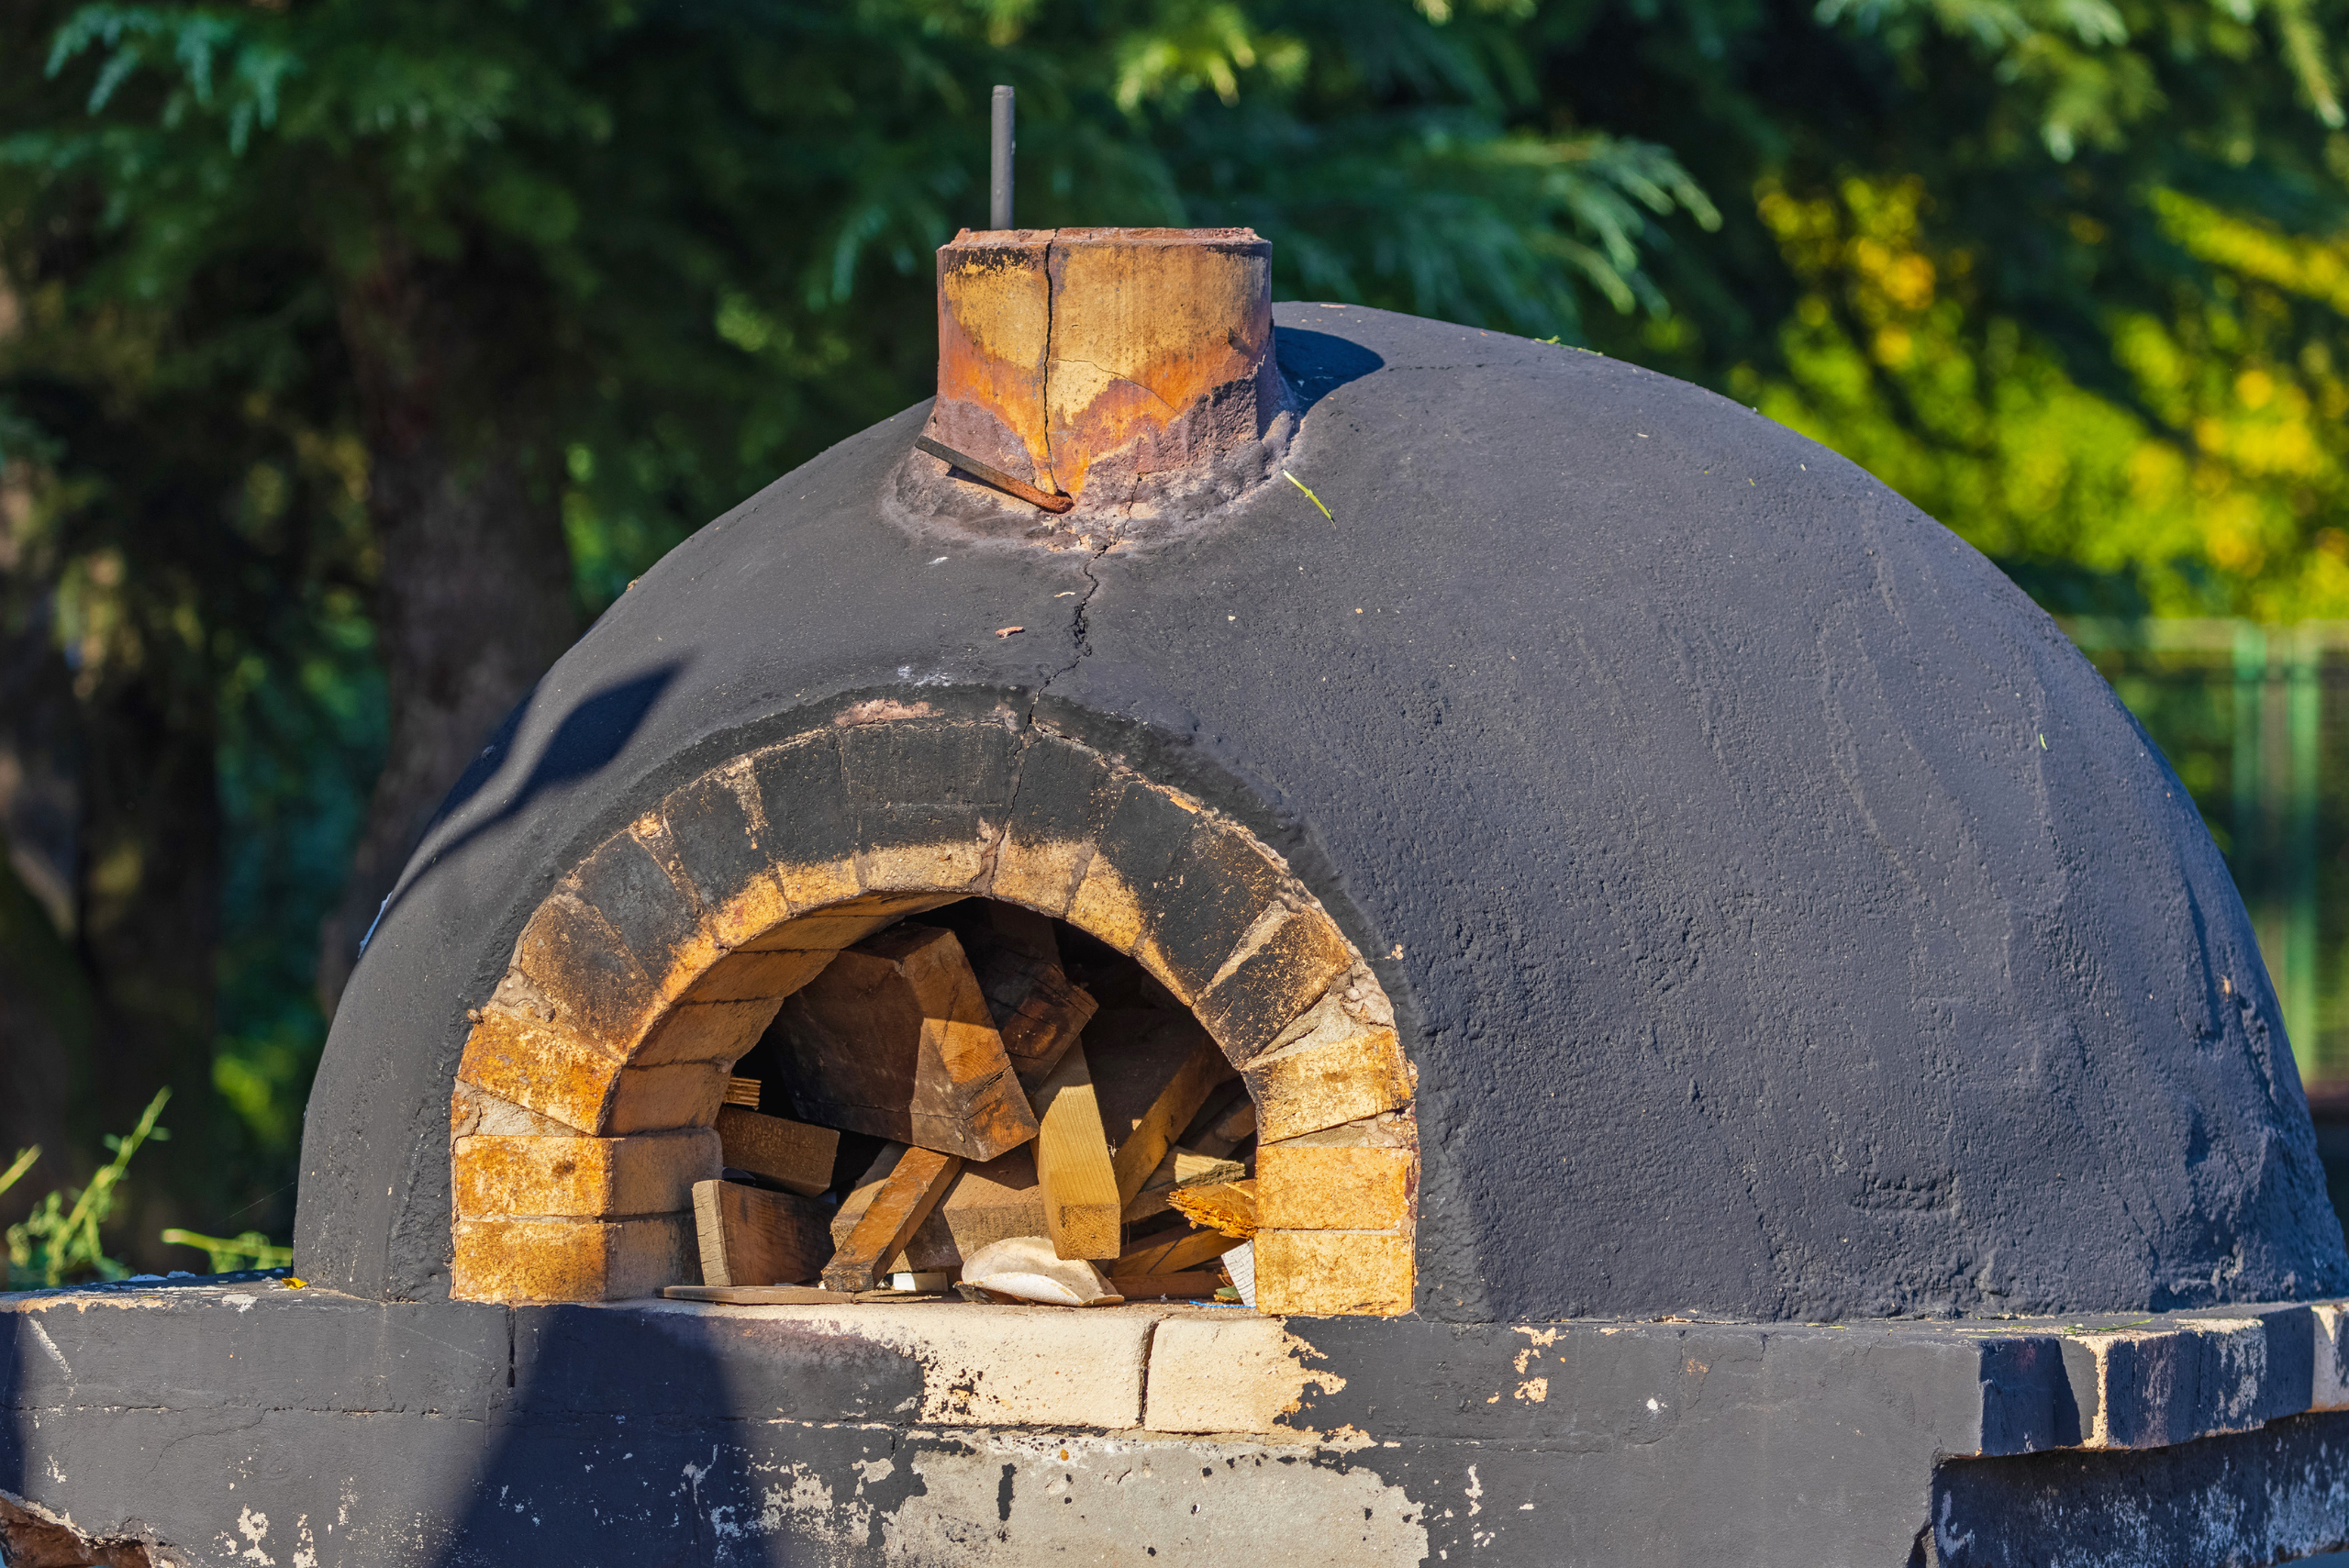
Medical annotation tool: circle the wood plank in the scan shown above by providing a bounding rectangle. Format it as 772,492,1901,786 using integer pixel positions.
1111,1225,1241,1277
953,908,1097,1089
1029,1042,1123,1260
773,925,1038,1159
985,951,1101,1087
663,1284,857,1305
1103,1271,1224,1300
832,1144,1048,1273
820,1143,962,1292
1085,1011,1235,1204
1168,1178,1259,1239
716,1106,839,1197
661,1284,931,1305
1122,1146,1247,1223
1187,1089,1258,1158
691,1178,835,1288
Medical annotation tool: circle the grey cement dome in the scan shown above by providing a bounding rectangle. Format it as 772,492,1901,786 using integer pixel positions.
295,303,2349,1321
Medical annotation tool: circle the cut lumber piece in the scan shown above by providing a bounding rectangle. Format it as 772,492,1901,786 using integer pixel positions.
723,1074,763,1109
832,1144,1050,1273
1167,1178,1258,1239
1177,1080,1249,1153
885,1269,955,1293
941,901,1095,1084
774,924,1038,1159
715,1106,838,1197
1188,1091,1258,1158
1106,1272,1224,1300
1112,1224,1241,1278
820,1143,962,1292
1029,1042,1123,1260
982,952,1100,1088
692,1178,835,1288
1085,1011,1236,1204
663,1284,856,1305
1122,1146,1247,1223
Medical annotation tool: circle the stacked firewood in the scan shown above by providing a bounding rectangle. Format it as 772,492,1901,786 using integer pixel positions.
688,904,1257,1306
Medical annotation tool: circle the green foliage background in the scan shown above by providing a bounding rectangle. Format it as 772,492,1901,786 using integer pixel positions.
0,0,2343,1251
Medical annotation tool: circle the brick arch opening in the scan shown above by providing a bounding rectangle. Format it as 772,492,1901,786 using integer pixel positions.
447,717,1417,1313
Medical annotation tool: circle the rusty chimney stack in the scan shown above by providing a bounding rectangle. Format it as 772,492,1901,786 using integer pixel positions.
914,227,1289,524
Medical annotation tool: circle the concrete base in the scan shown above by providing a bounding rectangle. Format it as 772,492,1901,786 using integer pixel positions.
9,1278,2349,1565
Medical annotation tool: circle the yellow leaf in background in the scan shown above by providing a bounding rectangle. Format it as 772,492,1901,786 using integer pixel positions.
1748,173,2349,619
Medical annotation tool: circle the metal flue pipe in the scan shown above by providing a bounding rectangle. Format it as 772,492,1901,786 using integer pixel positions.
990,85,1015,229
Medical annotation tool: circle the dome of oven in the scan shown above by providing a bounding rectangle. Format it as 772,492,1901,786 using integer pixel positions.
297,300,2348,1320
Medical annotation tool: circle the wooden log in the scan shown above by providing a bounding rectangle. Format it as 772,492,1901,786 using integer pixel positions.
831,1143,1050,1273
774,925,1038,1159
691,1178,835,1288
1122,1146,1247,1223
820,1143,962,1292
715,1106,838,1197
1111,1225,1240,1278
1086,1011,1235,1204
1030,1042,1123,1261
1167,1178,1258,1240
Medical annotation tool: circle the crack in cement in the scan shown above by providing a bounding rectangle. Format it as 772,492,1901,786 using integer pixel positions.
1030,533,1108,726
1036,235,1063,495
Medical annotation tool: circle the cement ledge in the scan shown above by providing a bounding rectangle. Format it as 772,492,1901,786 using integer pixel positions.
8,1280,2348,1456
585,1293,2349,1457
10,1282,2349,1568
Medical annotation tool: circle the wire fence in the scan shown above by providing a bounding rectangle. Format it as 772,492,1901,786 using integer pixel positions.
2065,619,2348,1086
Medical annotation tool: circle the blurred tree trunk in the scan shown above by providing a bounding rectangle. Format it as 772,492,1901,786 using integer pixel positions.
75,644,221,1267
0,599,86,1226
0,851,83,1224
316,247,579,1013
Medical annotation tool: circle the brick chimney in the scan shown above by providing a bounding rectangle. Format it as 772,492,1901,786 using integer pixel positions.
917,227,1288,519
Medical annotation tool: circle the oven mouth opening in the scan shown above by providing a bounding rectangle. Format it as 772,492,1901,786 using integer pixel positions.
708,895,1261,1307
447,723,1418,1316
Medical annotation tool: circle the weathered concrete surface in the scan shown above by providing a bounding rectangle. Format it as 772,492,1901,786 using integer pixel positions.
1145,1316,1341,1434
295,304,2346,1323
1935,1415,2349,1568
12,1281,2349,1565
559,1299,1173,1429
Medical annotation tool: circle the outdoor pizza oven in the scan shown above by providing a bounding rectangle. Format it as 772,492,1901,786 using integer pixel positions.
14,225,2349,1568
297,223,2346,1333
